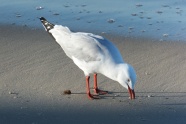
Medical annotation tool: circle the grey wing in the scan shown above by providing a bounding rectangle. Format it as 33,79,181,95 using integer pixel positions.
65,33,105,62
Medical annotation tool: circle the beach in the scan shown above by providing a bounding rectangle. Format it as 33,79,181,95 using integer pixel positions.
0,25,186,124
1,0,186,123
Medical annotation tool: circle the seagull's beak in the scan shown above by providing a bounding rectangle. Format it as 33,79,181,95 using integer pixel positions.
128,85,135,99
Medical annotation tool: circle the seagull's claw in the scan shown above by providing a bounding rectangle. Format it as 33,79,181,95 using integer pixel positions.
87,93,100,100
94,88,108,95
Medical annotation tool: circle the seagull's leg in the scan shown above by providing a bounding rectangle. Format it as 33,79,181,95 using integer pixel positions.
86,76,99,99
93,73,108,95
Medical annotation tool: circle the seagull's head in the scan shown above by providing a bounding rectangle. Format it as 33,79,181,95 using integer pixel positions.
117,63,137,99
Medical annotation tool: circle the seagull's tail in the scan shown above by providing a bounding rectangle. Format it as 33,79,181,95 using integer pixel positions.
39,17,54,32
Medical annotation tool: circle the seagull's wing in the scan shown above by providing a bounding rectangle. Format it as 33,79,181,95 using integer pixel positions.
63,32,105,62
39,17,123,64
39,17,99,62
63,32,124,64
50,26,124,64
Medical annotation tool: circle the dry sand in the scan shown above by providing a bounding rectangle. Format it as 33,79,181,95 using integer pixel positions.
0,25,186,124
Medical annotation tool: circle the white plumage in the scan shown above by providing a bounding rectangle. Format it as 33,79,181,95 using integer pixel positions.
40,17,136,100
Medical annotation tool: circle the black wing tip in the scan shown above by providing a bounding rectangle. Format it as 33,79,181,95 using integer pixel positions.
39,17,55,31
39,17,46,21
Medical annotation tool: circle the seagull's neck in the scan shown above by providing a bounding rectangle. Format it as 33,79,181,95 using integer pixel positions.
100,62,123,82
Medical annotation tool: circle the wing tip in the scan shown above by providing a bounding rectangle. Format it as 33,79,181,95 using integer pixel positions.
39,17,46,22
39,17,54,32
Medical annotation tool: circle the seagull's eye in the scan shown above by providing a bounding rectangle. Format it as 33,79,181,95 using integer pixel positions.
127,79,130,82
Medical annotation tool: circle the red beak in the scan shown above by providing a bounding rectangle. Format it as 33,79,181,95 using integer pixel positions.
128,85,135,99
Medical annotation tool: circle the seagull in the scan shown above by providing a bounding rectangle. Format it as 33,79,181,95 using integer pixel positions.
39,17,137,100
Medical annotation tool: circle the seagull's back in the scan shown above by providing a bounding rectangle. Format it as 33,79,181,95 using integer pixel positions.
49,25,124,75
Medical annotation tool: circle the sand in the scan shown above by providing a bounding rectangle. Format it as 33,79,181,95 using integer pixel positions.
0,25,186,124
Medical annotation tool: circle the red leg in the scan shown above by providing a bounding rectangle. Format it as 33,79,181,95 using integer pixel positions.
86,76,99,99
93,74,108,95
94,74,98,91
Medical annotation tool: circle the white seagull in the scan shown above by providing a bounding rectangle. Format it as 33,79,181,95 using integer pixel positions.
39,17,137,100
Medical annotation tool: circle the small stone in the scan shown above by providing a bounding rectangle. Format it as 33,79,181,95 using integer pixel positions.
156,11,163,14
118,25,123,27
145,72,150,75
16,14,22,17
53,13,60,16
131,13,138,16
63,90,71,95
147,95,153,98
107,19,115,23
136,4,143,7
9,91,18,95
36,6,44,10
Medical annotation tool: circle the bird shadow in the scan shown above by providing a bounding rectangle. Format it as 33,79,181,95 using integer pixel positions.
70,91,186,99
110,91,186,98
